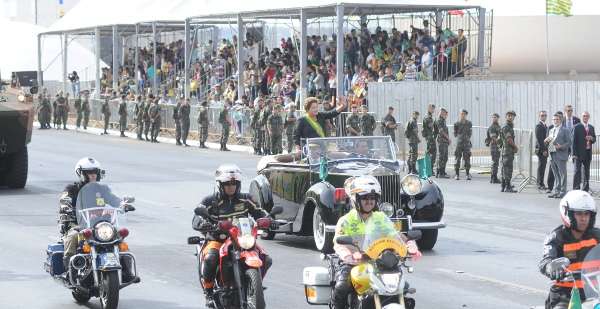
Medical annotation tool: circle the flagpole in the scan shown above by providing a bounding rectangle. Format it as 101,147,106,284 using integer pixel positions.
545,1,551,75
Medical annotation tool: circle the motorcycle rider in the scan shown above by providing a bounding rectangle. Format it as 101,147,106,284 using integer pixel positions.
193,164,271,308
539,190,600,308
332,176,421,309
58,157,106,276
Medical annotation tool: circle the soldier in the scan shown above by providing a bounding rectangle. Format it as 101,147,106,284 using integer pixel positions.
181,98,191,146
284,104,297,154
57,93,69,130
101,98,111,135
381,106,398,143
268,104,284,154
81,92,90,130
134,95,145,140
197,101,209,148
173,99,183,145
500,110,519,193
251,99,265,155
405,111,421,174
453,109,473,180
485,113,502,184
39,92,52,129
74,94,83,129
435,108,450,178
148,98,162,143
52,94,59,128
219,102,232,151
360,105,376,136
118,95,128,137
261,101,272,155
346,105,362,136
422,104,438,171
143,95,153,141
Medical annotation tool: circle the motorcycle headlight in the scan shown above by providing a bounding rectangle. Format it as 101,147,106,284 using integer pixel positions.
401,174,422,196
95,222,116,242
380,273,401,292
379,202,394,217
237,234,256,249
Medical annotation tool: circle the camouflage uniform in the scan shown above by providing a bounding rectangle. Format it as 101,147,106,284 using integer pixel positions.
101,99,111,134
197,105,209,148
284,110,297,153
118,99,128,136
361,113,376,136
346,113,362,136
405,117,420,174
52,97,59,128
382,114,397,143
486,122,502,183
39,96,52,129
251,107,263,154
57,95,69,129
180,102,191,146
82,97,90,129
453,119,473,177
74,98,83,128
268,108,284,154
173,102,182,145
260,105,272,155
500,119,518,191
422,112,438,169
435,116,450,177
134,99,145,139
219,106,231,151
148,101,161,142
143,99,152,141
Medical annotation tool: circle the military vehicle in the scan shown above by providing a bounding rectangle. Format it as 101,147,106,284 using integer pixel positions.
0,99,33,188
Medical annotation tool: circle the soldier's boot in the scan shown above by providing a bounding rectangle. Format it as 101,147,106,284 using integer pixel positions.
466,169,472,181
491,174,501,184
145,134,150,141
454,169,460,180
120,131,126,137
501,180,506,192
176,139,182,146
505,181,517,193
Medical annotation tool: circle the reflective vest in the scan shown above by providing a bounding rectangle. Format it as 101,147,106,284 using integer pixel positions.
555,238,599,289
338,209,392,237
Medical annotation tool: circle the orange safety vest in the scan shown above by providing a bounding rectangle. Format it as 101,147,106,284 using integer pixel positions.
554,238,599,288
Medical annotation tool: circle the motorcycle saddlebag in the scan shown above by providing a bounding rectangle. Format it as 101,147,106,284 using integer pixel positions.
44,243,65,276
302,267,331,305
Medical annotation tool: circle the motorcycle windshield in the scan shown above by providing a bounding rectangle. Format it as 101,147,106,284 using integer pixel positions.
361,216,408,260
233,217,255,236
75,182,125,228
582,244,600,299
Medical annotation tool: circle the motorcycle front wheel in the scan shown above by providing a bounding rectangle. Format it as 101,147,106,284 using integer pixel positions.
244,268,265,309
99,271,120,309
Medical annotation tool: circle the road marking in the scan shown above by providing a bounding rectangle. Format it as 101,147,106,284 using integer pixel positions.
434,268,546,295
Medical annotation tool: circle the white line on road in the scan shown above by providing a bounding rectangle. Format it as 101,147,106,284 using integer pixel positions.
434,268,546,295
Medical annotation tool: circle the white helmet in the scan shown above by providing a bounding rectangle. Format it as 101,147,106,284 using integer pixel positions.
344,176,381,213
75,157,104,182
215,164,242,196
559,190,597,230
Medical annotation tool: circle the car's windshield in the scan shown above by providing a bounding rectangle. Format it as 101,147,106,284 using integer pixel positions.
76,182,124,228
304,136,396,164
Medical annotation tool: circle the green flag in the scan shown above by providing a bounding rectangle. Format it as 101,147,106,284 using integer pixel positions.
417,154,432,179
568,286,582,309
547,0,572,16
319,155,328,181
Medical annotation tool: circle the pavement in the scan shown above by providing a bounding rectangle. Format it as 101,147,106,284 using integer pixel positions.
0,128,586,309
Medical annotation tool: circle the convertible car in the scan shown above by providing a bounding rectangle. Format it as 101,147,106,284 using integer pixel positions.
249,136,445,253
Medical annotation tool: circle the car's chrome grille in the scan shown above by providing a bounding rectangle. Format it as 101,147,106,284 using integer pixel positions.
374,175,402,206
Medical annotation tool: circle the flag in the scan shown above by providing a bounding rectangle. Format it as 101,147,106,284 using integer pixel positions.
547,0,572,16
417,154,432,179
568,287,582,309
319,155,328,181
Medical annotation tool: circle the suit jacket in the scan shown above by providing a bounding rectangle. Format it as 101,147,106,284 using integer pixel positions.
564,116,581,131
535,121,548,155
572,123,596,161
549,125,572,161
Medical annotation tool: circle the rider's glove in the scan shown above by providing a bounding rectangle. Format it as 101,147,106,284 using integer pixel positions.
199,222,213,232
547,257,571,280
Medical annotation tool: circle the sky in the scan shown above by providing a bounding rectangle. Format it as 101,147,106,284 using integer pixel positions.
467,0,600,16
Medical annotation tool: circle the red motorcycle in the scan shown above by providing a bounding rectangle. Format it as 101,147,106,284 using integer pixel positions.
188,206,282,309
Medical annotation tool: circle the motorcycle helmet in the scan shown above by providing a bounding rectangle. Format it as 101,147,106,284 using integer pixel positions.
215,164,242,197
75,157,104,182
559,190,597,231
344,176,381,214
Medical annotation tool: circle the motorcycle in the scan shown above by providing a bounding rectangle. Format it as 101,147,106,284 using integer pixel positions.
188,206,283,309
551,244,600,309
303,217,420,309
44,182,139,309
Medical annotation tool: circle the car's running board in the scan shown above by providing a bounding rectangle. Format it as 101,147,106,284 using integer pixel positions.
411,221,446,230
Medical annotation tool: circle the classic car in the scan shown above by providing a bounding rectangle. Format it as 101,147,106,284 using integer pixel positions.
249,136,445,253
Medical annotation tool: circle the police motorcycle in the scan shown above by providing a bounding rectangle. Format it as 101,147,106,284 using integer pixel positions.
188,206,283,309
44,182,139,309
549,244,600,309
303,217,420,309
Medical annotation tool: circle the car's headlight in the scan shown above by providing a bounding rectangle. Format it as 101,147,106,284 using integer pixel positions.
379,202,394,217
95,222,115,242
401,174,422,196
237,234,256,249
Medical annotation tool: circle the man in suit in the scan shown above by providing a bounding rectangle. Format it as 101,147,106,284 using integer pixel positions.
572,111,596,191
535,111,549,190
545,113,572,198
563,105,580,132
545,111,564,194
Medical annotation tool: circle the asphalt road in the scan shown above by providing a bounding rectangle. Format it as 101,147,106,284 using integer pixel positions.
0,128,572,309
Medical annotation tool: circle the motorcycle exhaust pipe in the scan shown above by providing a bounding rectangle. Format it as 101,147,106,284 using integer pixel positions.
70,255,87,270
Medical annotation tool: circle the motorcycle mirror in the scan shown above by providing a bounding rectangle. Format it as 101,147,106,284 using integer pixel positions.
270,206,283,216
195,207,210,218
406,230,422,241
123,196,135,203
187,236,202,245
335,236,354,246
123,204,136,212
256,218,272,229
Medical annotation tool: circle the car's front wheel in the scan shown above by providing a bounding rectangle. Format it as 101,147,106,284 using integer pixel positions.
416,229,438,251
312,208,334,253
